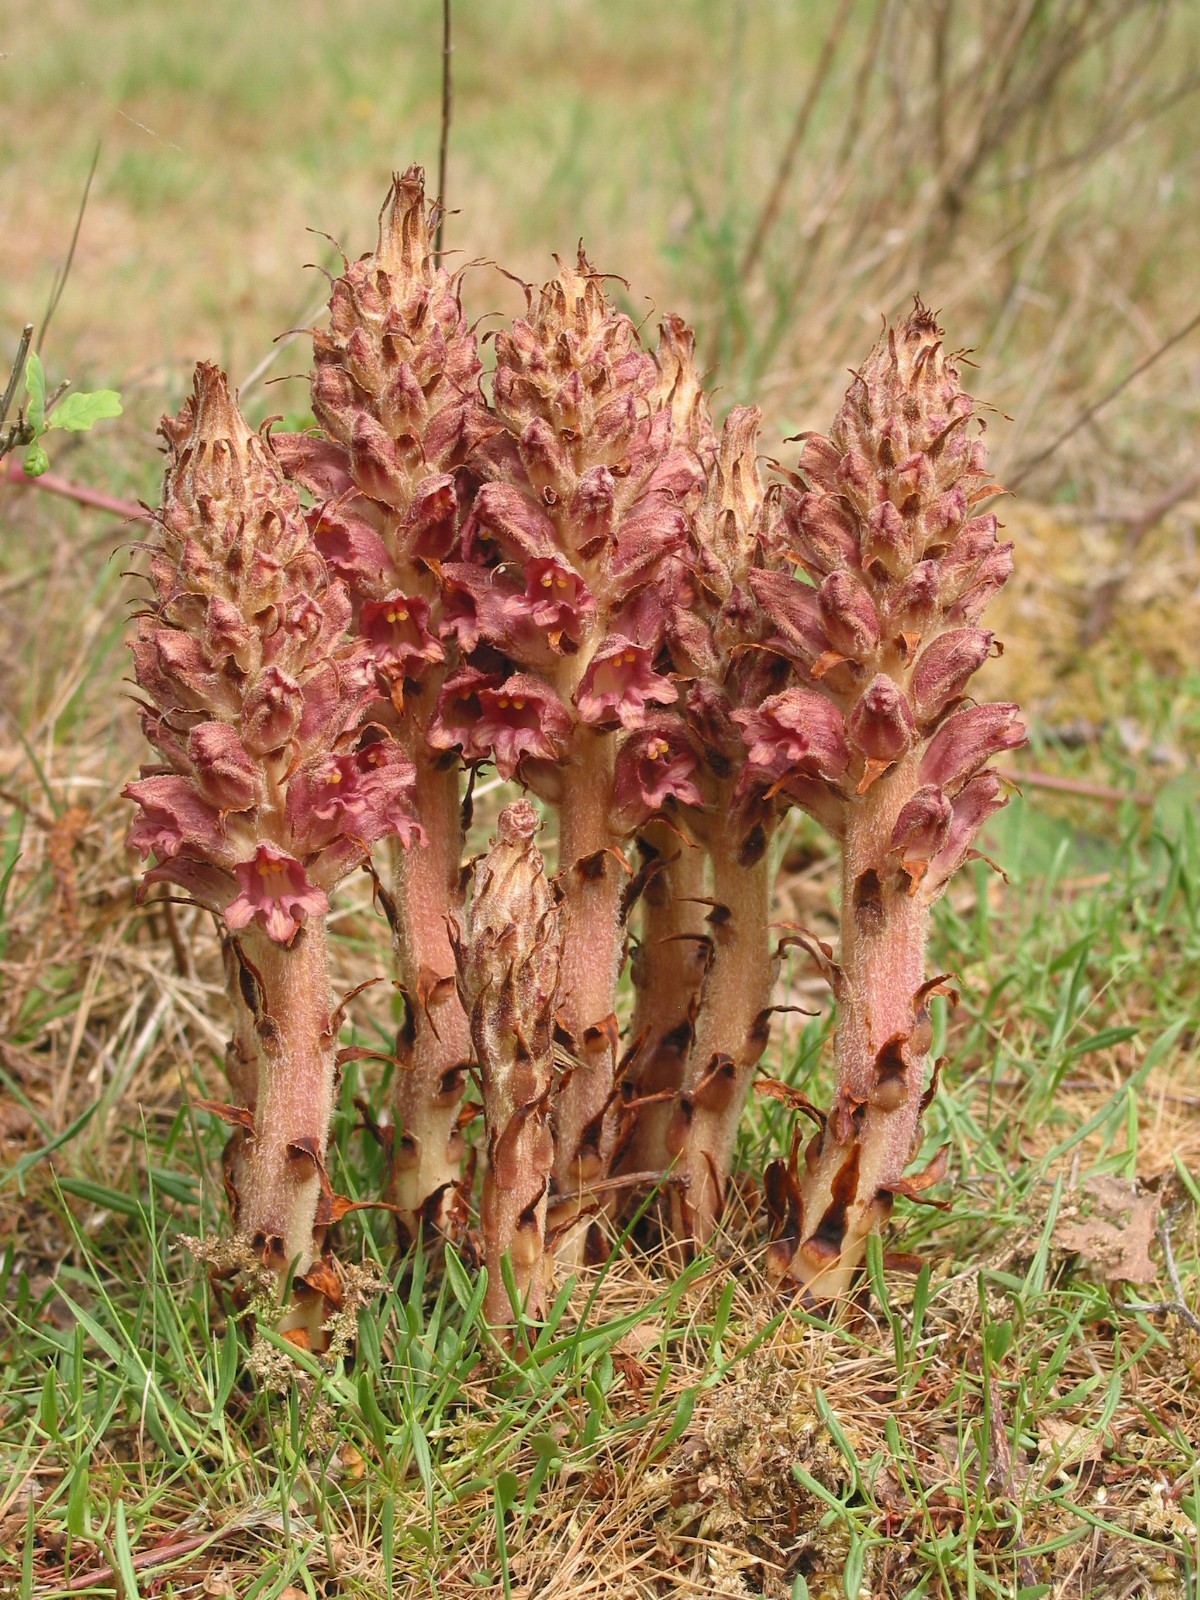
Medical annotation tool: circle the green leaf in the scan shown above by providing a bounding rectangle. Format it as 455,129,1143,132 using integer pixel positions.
22,442,50,477
50,389,123,431
24,352,46,434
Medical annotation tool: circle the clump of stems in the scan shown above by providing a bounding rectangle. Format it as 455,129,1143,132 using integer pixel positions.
127,173,1022,1342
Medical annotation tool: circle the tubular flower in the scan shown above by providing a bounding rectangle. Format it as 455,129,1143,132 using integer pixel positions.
125,365,417,1346
753,303,1024,1298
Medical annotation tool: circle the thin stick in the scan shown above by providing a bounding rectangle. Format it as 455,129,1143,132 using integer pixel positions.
434,0,453,262
3,453,145,519
0,324,34,437
37,143,101,352
739,0,854,279
1008,306,1200,490
1003,768,1154,808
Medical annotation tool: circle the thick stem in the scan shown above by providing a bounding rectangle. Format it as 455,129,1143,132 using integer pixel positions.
619,822,709,1177
671,834,775,1245
792,753,932,1297
389,745,470,1242
228,922,337,1343
548,728,624,1254
479,1051,555,1327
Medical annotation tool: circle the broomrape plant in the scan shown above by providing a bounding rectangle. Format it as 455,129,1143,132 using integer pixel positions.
124,168,1020,1347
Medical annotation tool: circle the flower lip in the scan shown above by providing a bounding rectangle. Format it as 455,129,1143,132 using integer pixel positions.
359,591,444,679
473,675,573,779
733,687,850,783
612,719,704,828
574,635,677,730
505,556,596,648
223,843,329,944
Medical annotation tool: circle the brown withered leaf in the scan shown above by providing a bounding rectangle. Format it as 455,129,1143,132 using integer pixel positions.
1054,1174,1160,1284
754,1075,825,1124
192,1098,255,1135
880,1143,951,1207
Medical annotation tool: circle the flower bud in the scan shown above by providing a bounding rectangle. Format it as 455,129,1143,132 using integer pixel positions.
920,703,1025,792
817,571,880,660
847,674,915,765
241,665,305,755
911,628,993,722
188,722,263,812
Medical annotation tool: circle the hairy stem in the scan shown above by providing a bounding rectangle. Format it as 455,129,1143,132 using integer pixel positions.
549,728,624,1253
227,922,336,1343
793,752,932,1297
619,821,709,1178
671,831,775,1245
389,745,470,1243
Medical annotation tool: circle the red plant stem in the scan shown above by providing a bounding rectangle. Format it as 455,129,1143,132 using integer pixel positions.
4,453,145,519
793,751,932,1296
671,834,775,1244
620,821,708,1177
389,743,469,1241
231,921,336,1341
549,727,623,1248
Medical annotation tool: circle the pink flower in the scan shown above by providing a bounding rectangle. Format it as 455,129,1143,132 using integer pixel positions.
574,637,677,730
360,592,444,680
473,675,573,779
920,702,1024,792
287,738,421,853
429,666,501,756
504,556,595,649
430,669,573,779
224,844,330,944
308,503,390,589
124,775,227,862
612,720,704,829
734,688,850,783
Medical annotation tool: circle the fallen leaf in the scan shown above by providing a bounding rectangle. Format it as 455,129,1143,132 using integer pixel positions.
1054,1175,1160,1283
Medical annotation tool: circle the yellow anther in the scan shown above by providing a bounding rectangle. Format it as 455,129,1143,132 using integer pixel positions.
540,572,554,588
497,696,509,709
512,698,525,710
623,650,637,664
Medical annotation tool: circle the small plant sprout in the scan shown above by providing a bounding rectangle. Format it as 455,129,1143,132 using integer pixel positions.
452,800,562,1331
0,332,121,476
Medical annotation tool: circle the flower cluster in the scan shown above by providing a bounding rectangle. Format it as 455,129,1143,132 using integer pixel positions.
748,305,1024,1295
127,175,1023,1346
125,365,419,1343
127,364,419,942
